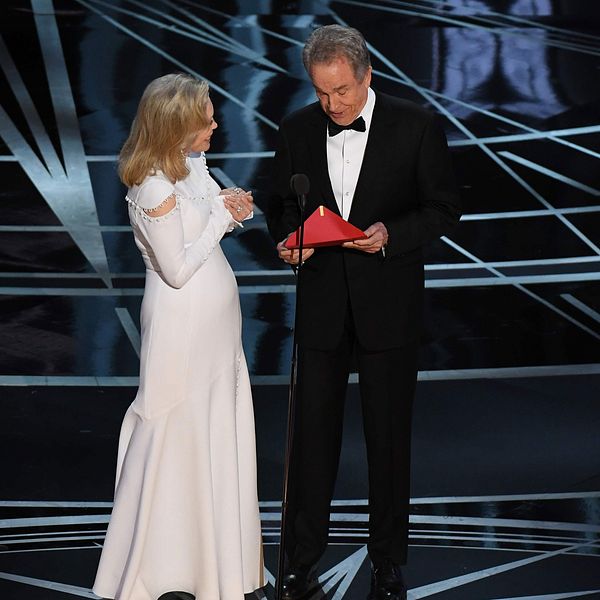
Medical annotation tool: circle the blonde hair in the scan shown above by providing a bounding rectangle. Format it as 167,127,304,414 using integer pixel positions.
119,74,211,186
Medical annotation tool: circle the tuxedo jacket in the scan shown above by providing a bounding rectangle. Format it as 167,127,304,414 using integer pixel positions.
267,92,461,351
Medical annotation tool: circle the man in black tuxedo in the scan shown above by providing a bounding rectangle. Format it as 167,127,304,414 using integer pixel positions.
267,25,461,600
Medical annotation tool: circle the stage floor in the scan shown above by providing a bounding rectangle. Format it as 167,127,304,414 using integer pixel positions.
1,0,599,598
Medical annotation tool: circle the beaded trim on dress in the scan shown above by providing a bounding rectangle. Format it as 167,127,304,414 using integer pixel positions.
125,195,181,222
143,195,174,214
125,152,213,220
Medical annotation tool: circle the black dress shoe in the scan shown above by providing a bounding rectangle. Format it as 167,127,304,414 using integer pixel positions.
280,566,317,600
368,560,407,600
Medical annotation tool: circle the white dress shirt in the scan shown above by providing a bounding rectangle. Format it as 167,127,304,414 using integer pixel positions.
326,87,376,221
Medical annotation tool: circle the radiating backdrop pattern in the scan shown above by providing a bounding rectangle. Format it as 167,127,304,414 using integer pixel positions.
0,1,599,599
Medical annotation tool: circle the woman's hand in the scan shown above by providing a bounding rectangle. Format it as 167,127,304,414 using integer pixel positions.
223,191,253,221
220,186,250,197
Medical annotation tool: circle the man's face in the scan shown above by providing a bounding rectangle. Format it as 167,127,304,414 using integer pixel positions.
309,57,371,126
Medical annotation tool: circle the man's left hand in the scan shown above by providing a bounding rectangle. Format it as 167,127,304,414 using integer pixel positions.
342,222,388,253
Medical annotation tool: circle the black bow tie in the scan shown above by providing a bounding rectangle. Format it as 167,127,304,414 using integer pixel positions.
328,116,366,137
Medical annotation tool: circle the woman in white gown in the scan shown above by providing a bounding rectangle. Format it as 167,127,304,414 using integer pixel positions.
93,74,264,600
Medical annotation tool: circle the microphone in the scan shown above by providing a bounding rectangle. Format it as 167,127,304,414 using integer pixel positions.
290,173,310,196
290,174,310,210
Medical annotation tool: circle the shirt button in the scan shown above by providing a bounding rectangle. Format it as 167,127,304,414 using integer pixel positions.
346,160,350,164
345,192,350,196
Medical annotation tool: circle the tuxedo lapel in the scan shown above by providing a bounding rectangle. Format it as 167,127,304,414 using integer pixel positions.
307,108,340,216
348,94,392,224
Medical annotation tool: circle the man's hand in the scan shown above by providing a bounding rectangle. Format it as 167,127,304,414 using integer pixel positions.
277,239,315,265
342,222,388,253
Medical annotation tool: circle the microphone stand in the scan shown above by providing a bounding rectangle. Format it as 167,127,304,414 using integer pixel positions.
276,184,307,600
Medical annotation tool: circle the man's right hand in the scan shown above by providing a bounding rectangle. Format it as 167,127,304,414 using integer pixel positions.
277,239,315,265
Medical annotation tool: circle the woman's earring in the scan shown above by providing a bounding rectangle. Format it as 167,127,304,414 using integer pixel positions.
180,148,187,161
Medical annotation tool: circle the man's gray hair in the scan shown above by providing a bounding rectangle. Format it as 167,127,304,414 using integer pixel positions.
302,25,371,81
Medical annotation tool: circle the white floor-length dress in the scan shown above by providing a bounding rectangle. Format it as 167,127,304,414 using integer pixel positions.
93,154,264,600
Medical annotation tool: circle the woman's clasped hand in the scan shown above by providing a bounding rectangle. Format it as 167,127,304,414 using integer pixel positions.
220,187,253,221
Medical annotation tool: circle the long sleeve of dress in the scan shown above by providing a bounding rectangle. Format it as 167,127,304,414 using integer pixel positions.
130,179,235,289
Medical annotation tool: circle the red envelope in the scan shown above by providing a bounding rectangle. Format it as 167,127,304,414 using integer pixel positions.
284,205,367,249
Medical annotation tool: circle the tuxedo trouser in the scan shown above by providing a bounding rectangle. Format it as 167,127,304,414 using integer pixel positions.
286,309,418,569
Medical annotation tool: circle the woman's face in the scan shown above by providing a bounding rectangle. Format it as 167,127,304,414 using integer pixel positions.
188,99,218,153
